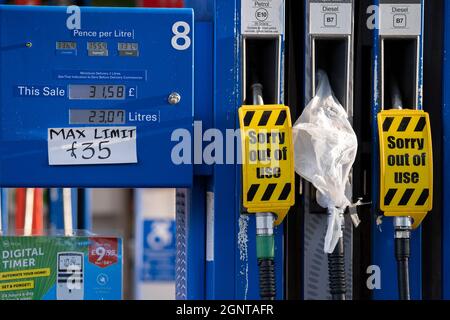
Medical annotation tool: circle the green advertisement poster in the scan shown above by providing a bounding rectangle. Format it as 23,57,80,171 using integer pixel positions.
0,236,122,300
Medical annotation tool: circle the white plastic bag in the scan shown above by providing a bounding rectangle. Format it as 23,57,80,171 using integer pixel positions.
293,70,358,253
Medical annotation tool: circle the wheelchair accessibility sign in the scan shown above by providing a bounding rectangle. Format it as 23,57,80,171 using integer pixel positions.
141,219,176,281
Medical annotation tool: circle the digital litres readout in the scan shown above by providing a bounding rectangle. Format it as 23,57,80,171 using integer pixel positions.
70,109,126,125
69,85,126,100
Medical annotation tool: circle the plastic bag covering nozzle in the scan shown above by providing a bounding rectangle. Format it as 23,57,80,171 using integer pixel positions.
293,70,358,253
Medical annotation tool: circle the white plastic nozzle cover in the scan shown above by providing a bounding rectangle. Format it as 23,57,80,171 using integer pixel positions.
293,70,358,253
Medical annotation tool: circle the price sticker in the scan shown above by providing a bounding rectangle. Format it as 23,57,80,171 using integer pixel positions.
48,126,137,165
89,238,119,268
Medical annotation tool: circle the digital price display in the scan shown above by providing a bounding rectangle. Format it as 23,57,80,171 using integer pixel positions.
70,109,126,124
56,41,76,50
118,42,138,51
69,85,126,100
87,41,108,56
118,42,139,57
88,42,107,50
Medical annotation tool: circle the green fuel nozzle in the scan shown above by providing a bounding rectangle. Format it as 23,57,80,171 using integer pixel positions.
256,212,276,300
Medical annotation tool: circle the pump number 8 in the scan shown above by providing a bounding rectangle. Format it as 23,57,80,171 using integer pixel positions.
172,21,191,51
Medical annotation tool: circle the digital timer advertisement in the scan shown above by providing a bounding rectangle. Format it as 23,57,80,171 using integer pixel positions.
0,236,122,300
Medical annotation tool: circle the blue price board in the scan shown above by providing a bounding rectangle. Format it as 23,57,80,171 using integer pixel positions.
141,219,176,282
0,6,194,188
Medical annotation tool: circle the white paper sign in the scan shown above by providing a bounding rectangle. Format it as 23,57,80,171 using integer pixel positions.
309,0,353,35
241,0,284,35
48,127,137,165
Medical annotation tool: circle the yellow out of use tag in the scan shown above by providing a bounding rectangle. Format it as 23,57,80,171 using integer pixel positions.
238,105,295,225
378,109,433,228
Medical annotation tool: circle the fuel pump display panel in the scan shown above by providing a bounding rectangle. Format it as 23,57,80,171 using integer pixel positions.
0,6,194,187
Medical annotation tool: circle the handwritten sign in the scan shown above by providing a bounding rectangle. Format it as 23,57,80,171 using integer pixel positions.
48,127,137,165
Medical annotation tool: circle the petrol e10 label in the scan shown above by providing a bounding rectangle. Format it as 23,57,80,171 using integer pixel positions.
378,109,433,228
239,105,295,225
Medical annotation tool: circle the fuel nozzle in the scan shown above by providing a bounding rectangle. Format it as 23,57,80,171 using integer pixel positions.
251,83,264,106
256,212,276,300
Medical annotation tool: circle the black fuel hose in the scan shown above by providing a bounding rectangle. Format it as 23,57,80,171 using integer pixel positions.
395,237,411,300
258,258,276,300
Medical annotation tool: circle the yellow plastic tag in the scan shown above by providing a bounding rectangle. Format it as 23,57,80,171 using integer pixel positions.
378,109,433,228
238,105,295,225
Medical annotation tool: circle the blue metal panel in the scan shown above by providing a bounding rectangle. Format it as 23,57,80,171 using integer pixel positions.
171,19,211,299
1,189,8,234
186,178,206,299
185,0,213,21
203,0,285,300
371,0,423,300
193,22,213,176
174,2,213,300
0,5,193,188
206,0,239,299
442,0,450,300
